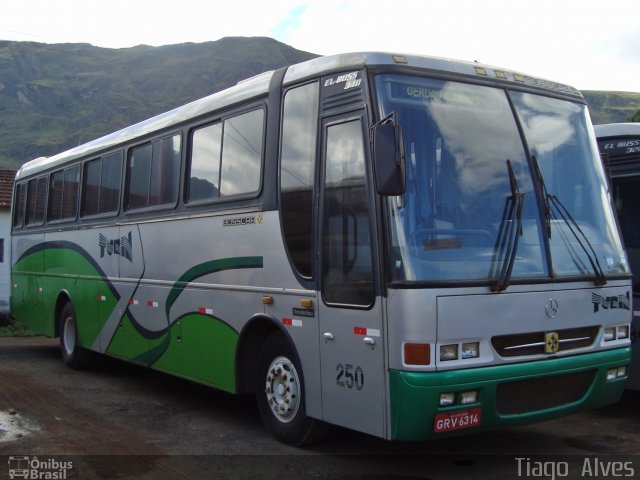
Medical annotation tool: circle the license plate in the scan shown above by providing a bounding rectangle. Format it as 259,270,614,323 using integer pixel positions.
434,408,482,433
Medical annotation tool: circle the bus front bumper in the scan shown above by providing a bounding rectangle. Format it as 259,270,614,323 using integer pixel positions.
389,347,630,441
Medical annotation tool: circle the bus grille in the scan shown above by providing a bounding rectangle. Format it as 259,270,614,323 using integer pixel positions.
492,326,599,357
496,370,595,415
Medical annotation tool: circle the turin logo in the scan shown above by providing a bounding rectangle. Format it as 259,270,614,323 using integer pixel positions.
99,231,133,262
591,291,630,313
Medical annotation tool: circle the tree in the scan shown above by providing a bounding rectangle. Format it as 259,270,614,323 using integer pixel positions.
626,110,640,122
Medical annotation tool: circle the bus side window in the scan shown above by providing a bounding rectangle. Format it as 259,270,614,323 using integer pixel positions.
99,152,123,214
150,135,180,206
220,109,264,196
83,153,123,217
187,108,264,203
62,166,80,219
48,165,80,222
25,177,47,226
48,170,64,222
127,144,152,210
188,123,222,202
13,183,26,229
280,82,319,278
126,134,180,210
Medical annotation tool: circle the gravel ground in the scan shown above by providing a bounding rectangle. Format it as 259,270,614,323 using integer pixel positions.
0,337,639,479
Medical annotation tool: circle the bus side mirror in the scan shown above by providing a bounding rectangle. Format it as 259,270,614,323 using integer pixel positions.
372,122,406,196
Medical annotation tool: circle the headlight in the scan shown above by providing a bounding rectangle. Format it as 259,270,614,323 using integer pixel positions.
439,392,456,406
461,342,480,359
604,327,616,341
460,390,479,405
440,344,458,361
607,366,628,381
617,325,630,340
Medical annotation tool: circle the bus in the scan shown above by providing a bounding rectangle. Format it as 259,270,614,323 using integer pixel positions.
11,52,631,445
8,456,29,479
594,122,640,390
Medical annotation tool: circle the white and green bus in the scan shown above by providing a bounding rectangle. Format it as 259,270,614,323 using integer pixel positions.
11,52,631,445
595,122,640,391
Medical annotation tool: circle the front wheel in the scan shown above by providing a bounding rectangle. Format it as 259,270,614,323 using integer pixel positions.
59,302,93,369
256,332,328,446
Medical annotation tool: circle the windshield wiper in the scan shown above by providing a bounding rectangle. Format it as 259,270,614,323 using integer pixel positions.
531,155,607,286
547,195,607,286
491,159,524,292
531,155,551,239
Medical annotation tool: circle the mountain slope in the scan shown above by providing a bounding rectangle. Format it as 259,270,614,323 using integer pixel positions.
0,39,637,168
582,91,640,125
0,37,317,167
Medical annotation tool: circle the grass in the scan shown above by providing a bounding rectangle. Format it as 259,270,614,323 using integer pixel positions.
0,315,37,337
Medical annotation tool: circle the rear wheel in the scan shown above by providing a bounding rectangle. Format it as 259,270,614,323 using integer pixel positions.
256,332,328,446
59,302,93,369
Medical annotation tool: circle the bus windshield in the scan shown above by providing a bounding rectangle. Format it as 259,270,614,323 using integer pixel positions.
375,74,628,284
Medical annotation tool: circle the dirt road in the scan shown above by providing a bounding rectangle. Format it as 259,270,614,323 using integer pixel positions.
1,337,639,479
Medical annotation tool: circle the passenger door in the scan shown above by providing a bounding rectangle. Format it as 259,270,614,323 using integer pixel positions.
318,114,386,438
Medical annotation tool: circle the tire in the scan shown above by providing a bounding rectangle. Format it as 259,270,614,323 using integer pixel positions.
59,302,93,369
256,332,328,446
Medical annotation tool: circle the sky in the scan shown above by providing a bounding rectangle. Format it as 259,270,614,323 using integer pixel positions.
0,0,638,92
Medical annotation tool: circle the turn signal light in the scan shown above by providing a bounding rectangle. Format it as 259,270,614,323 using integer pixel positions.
404,343,430,365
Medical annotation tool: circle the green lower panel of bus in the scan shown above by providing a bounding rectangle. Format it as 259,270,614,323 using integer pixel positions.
12,246,117,346
107,313,238,393
152,314,238,392
389,347,630,441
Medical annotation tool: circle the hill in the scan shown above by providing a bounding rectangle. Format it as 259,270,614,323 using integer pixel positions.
0,37,317,168
0,38,637,168
582,91,640,125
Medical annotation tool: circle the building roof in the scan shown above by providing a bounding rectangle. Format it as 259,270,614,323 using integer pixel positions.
0,169,16,209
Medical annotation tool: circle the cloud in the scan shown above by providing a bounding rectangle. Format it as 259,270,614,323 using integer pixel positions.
274,0,640,91
270,3,308,39
0,0,302,46
0,0,638,90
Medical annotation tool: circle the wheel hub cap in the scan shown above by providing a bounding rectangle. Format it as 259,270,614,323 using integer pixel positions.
265,356,300,423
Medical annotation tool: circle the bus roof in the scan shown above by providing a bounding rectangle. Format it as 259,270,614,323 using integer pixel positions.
16,51,583,181
594,123,640,138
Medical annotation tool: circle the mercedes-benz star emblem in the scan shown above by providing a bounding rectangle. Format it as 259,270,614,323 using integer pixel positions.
545,298,559,318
